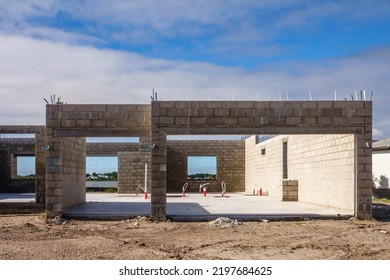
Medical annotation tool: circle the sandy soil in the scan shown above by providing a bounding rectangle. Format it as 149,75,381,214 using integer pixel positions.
0,204,389,260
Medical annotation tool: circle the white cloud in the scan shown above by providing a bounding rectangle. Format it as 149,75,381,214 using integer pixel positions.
373,128,385,139
1,0,389,57
0,34,389,136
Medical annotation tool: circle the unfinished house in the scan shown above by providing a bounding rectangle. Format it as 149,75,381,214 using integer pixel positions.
0,100,372,220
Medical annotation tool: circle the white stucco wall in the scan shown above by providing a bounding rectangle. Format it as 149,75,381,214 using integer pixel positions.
372,150,390,188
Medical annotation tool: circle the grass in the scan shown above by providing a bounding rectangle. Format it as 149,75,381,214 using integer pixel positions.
373,197,390,205
86,187,117,193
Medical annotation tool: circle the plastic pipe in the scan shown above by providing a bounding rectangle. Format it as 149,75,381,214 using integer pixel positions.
182,182,188,197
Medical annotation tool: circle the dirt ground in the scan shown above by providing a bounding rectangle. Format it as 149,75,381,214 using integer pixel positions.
0,203,389,260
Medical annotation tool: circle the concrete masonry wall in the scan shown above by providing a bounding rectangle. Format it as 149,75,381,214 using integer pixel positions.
245,134,355,211
61,137,86,208
86,142,139,155
118,152,151,193
152,100,372,219
45,104,151,217
45,136,86,216
35,132,46,203
0,138,36,193
166,140,245,193
47,104,151,137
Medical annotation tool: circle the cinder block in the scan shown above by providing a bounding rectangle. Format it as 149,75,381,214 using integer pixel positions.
191,117,207,125
317,101,334,109
159,117,175,125
349,117,365,124
206,117,223,125
75,105,92,112
238,117,253,125
61,120,75,128
167,108,183,117
286,117,300,125
237,101,253,109
229,108,245,117
269,101,285,108
223,117,238,125
214,108,230,117
308,108,325,117
91,120,107,127
197,108,213,117
206,101,222,108
61,105,76,112
76,120,91,127
301,102,317,109
222,102,239,109
324,108,340,117
182,108,199,117
317,117,333,125
332,117,349,125
269,117,286,125
254,117,269,125
159,101,176,108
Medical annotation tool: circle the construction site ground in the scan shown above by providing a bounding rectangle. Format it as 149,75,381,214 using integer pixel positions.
0,195,389,260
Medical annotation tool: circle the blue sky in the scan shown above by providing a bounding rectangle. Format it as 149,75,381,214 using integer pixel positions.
188,156,217,175
18,154,217,176
2,1,390,173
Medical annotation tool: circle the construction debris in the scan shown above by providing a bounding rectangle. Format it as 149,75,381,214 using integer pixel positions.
122,216,150,227
47,216,67,225
208,217,242,228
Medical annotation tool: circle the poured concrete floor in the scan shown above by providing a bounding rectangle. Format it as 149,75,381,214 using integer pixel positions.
0,193,35,203
63,192,352,221
0,192,353,221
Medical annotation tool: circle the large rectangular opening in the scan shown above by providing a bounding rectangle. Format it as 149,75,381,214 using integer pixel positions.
0,131,41,204
86,156,118,192
162,133,355,219
16,156,36,179
187,156,217,180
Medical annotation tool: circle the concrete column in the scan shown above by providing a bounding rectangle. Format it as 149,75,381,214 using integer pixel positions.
0,147,11,192
151,101,167,220
35,131,46,204
11,154,17,179
355,133,372,219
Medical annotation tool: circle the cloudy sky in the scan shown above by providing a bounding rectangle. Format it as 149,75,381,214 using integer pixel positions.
0,0,389,139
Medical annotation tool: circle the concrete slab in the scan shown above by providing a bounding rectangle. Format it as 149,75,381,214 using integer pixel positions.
0,193,35,203
61,192,353,221
0,192,353,220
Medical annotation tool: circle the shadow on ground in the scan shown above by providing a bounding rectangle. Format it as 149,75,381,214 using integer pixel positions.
0,204,44,215
373,203,390,222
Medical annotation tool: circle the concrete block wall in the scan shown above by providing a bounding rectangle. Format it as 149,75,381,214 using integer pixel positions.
61,137,86,208
245,134,355,211
282,180,298,201
0,138,38,194
45,104,151,218
35,132,46,203
47,104,151,137
118,152,151,193
245,136,284,197
45,135,86,217
0,142,11,191
87,142,139,155
166,140,245,193
289,134,355,211
11,155,17,179
153,100,371,219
